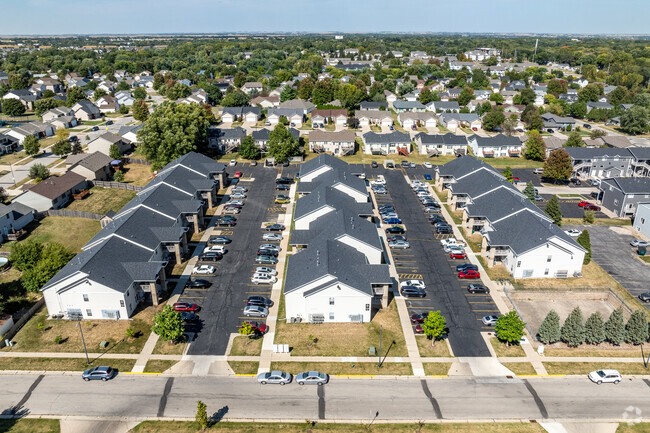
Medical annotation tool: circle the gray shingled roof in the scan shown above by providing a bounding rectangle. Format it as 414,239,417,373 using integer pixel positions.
600,177,650,194
71,152,113,172
393,100,426,110
470,134,521,148
415,133,467,145
294,184,373,222
436,155,501,179
465,188,550,224
119,183,201,219
362,131,411,144
161,152,226,176
563,147,634,160
251,128,299,141
290,209,380,250
449,169,514,199
297,168,367,197
145,164,216,193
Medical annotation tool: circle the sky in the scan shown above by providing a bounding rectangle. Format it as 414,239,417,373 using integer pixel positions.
2,0,649,36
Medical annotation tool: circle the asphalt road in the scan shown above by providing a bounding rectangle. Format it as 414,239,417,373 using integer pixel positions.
2,374,649,421
381,169,493,357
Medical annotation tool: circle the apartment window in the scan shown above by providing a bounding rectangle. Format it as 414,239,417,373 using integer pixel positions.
642,218,646,224
83,294,89,302
126,290,130,297
329,297,335,305
517,261,521,268
365,304,370,311
544,268,550,276
86,309,92,317
329,313,335,320
547,256,552,262
120,300,125,308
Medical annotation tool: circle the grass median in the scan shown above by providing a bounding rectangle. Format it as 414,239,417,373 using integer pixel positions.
490,338,526,357
416,337,452,357
144,360,177,373
228,361,259,374
0,418,61,433
423,363,452,376
270,361,412,376
229,336,263,356
543,362,650,375
501,362,537,375
0,357,135,372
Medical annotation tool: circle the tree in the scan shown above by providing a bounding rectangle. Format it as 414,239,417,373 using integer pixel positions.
564,131,584,148
71,140,82,155
584,312,605,345
604,308,626,345
489,93,504,104
29,163,50,180
543,148,572,181
547,79,567,97
23,135,40,156
625,310,649,345
545,195,563,226
52,140,71,157
116,81,130,92
238,136,261,160
537,310,561,344
419,88,434,104
239,321,255,337
1,99,26,117
502,116,517,136
569,102,587,119
561,307,585,347
519,88,536,106
132,99,149,122
8,73,28,90
578,84,602,103
119,105,129,115
494,311,526,346
34,98,61,117
268,123,299,163
524,131,546,161
422,311,446,345
221,90,250,107
576,229,591,264
583,209,595,224
397,81,414,96
152,305,184,343
93,88,107,100
589,129,607,139
312,79,335,106
10,240,43,271
138,101,211,170
166,82,191,101
234,71,247,88
133,87,147,100
502,166,513,180
109,144,123,161
66,86,85,107
523,181,535,201
196,400,209,430
620,106,649,135
336,83,366,110
113,170,125,182
19,242,73,292
482,108,505,131
280,86,297,102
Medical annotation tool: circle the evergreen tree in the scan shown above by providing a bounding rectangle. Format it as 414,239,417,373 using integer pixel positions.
605,308,626,345
561,307,585,347
625,310,649,345
109,144,123,161
584,312,605,345
280,86,297,102
524,131,546,161
132,99,149,122
523,181,535,201
544,195,563,227
564,131,585,148
52,140,71,157
537,310,561,344
576,230,591,264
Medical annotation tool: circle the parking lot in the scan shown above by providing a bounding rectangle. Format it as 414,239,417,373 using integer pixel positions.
181,164,290,355
380,169,496,357
536,196,608,219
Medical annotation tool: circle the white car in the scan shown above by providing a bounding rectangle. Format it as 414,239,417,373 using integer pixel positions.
251,273,277,285
588,369,621,385
630,239,649,247
231,186,248,193
410,180,425,189
229,159,237,166
444,244,466,253
203,245,226,254
400,280,426,290
259,243,281,252
357,173,366,179
533,168,543,174
263,233,282,241
223,207,240,214
424,162,433,169
192,265,215,275
564,229,580,237
441,238,466,248
230,192,246,199
482,315,498,326
225,200,244,206
370,175,386,186
255,266,277,275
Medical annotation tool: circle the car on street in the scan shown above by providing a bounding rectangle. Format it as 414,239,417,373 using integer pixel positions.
244,305,269,317
588,369,621,385
456,263,478,272
410,312,429,323
585,204,601,211
174,302,200,312
203,245,226,254
209,236,231,245
187,279,211,289
383,217,402,225
260,243,281,252
296,371,329,385
424,162,433,169
400,280,426,290
200,252,223,262
82,366,116,381
386,226,405,234
564,229,581,237
180,312,200,322
215,218,236,227
192,265,215,275
482,315,498,326
247,296,274,307
387,235,407,242
400,286,426,298
388,240,410,249
251,273,277,285
458,269,480,279
256,255,278,264
257,371,292,385
91,126,99,131
630,239,649,247
242,321,268,335
467,283,489,294
638,293,650,302
449,250,467,259
257,249,278,257
266,224,285,231
583,123,592,130
263,232,282,242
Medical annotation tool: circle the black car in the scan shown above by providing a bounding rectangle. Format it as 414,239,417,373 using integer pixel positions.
275,177,293,184
467,284,490,294
371,161,378,168
247,296,274,308
257,249,278,257
401,160,409,167
266,224,285,231
275,184,290,191
570,178,582,185
180,312,200,322
456,263,479,272
386,226,405,234
639,293,650,302
215,219,236,227
106,120,113,125
91,126,99,131
282,160,290,167
437,226,452,234
200,252,223,262
401,287,426,298
220,215,237,221
187,279,211,289
209,236,231,245
583,123,592,129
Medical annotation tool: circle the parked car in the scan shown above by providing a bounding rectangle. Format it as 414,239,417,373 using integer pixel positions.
482,315,498,326
247,296,274,307
263,233,282,242
437,225,453,234
275,177,293,184
583,123,592,130
230,192,246,199
256,255,278,265
456,263,478,272
180,312,199,322
257,249,278,257
274,196,290,204
588,369,621,385
225,200,244,207
242,321,268,335
223,207,240,214
638,293,650,302
203,245,226,254
424,162,433,169
82,366,116,381
564,229,580,237
534,195,543,201
370,176,386,185
91,126,99,131
266,224,285,231
215,218,236,227
209,236,231,245
257,371,292,385
244,305,269,317
296,371,329,386
424,174,432,180
255,266,277,276
401,286,426,298
187,279,211,289
414,324,424,334
387,235,407,242
275,184,290,191
389,240,410,249
409,162,416,168
423,206,440,214
410,312,429,323
570,178,581,185
373,187,387,194
371,161,378,168
232,186,248,192
449,251,467,259
260,243,281,252
467,283,489,294
251,274,277,285
578,201,591,207
200,252,223,262
400,280,426,290
192,265,215,275
441,238,465,248
585,204,601,211
533,168,544,174
173,302,200,312
630,239,650,248
386,226,405,234
458,269,480,279
383,217,402,225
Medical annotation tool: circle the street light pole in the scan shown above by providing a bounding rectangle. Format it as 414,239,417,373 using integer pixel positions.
76,322,90,365
378,325,382,368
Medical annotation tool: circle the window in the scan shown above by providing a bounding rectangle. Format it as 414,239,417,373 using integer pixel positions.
642,218,646,224
86,309,92,317
544,268,550,276
329,297,335,305
517,261,521,268
83,294,89,302
120,300,125,308
365,304,370,311
329,313,335,320
126,290,130,297
547,256,552,262
614,199,619,206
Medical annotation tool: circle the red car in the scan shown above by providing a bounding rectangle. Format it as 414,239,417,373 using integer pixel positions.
234,171,243,178
449,251,467,259
410,312,429,324
173,302,200,312
458,270,480,279
414,324,424,334
241,321,268,335
585,204,601,211
578,201,591,207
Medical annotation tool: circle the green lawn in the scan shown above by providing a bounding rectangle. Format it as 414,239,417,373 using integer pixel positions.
0,357,135,372
0,418,60,433
490,338,526,357
144,360,177,373
271,362,412,376
0,216,101,254
228,361,259,374
423,363,452,376
66,187,136,215
0,150,30,166
543,362,650,375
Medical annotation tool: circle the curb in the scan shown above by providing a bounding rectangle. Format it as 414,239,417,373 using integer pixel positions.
123,372,161,375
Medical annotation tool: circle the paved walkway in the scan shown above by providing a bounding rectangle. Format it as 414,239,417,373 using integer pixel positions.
130,332,160,373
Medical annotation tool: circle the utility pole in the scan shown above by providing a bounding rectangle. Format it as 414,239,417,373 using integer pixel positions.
76,321,90,365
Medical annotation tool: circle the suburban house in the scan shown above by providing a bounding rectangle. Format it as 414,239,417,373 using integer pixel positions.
48,116,78,130
65,152,114,181
252,128,299,152
542,113,576,131
310,109,348,127
294,183,373,230
35,77,62,93
392,100,427,112
414,133,468,157
354,110,393,127
220,107,261,123
13,172,87,212
362,131,411,155
296,154,366,197
359,101,387,111
599,178,650,218
0,132,19,155
467,134,522,158
587,101,613,112
95,95,119,113
118,124,143,144
250,95,280,108
115,91,135,107
72,100,102,121
633,203,650,239
267,108,304,127
384,90,397,106
308,130,356,155
279,99,316,115
176,89,208,105
88,132,132,156
42,107,75,122
439,113,481,131
564,147,636,179
2,89,38,110
207,126,246,153
434,154,501,190
397,112,436,129
0,202,35,240
427,101,460,113
5,122,55,144
241,82,263,95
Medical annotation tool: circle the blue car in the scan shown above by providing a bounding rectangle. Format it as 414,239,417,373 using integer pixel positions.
424,174,432,180
82,366,116,381
383,217,402,224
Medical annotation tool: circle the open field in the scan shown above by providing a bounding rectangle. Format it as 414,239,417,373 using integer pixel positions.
122,163,153,186
66,187,135,215
270,361,413,376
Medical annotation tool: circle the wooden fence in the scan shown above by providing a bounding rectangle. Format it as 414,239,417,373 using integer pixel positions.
91,180,144,191
0,298,45,348
44,209,104,220
124,157,151,165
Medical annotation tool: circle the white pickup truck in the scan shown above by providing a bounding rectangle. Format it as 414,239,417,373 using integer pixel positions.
440,238,466,248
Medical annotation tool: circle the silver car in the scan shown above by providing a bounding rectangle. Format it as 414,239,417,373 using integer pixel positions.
259,243,281,252
296,371,329,386
244,305,268,317
263,233,282,241
257,371,292,385
230,192,247,199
